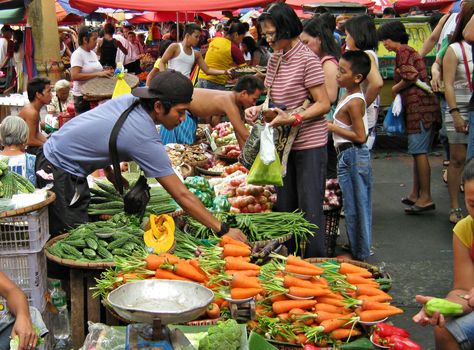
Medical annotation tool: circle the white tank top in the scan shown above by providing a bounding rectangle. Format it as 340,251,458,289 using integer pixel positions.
437,13,459,52
362,49,380,129
168,43,195,77
332,92,368,148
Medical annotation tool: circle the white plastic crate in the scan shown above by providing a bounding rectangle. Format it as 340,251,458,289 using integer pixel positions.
0,251,48,312
0,207,50,254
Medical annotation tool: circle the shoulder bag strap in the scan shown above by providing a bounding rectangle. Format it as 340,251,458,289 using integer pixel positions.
460,41,473,93
263,55,283,109
108,99,140,195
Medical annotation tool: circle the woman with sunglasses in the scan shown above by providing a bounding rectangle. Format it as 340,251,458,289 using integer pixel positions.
245,3,331,257
70,26,113,114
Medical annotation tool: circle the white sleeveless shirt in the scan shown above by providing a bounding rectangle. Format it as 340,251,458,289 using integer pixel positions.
332,92,368,148
168,43,196,77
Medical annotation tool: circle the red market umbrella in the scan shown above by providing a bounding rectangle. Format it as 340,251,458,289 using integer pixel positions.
128,11,224,24
393,0,455,13
287,0,375,10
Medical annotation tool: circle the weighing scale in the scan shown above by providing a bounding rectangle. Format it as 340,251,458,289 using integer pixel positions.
107,280,214,350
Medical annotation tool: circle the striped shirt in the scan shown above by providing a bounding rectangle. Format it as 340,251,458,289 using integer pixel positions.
265,41,327,150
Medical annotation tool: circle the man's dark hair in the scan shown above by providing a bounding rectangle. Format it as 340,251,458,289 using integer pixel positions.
303,17,341,59
184,23,201,36
226,22,246,36
159,39,173,57
233,76,265,94
139,98,172,115
242,36,257,55
1,25,12,35
341,50,371,82
258,2,303,41
103,23,115,36
27,77,50,102
242,22,250,32
344,15,378,51
377,21,409,44
123,24,134,30
78,25,98,46
383,7,396,16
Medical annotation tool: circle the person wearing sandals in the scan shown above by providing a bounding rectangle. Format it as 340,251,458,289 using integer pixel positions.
378,21,440,215
442,1,474,224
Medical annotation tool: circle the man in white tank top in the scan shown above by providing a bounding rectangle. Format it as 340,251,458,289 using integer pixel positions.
327,51,373,261
146,23,230,83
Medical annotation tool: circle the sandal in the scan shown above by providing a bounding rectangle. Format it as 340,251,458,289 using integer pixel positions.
449,208,464,224
442,169,447,184
443,160,450,167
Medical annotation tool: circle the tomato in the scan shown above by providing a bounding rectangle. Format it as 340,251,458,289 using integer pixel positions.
230,179,242,187
254,203,262,212
241,207,248,213
206,303,220,319
247,204,255,213
236,187,246,196
227,150,241,157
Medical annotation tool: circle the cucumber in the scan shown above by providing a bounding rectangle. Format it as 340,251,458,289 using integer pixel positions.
122,242,136,251
83,248,97,259
111,248,129,256
65,239,87,248
85,237,98,250
97,246,113,260
107,237,130,250
99,240,109,248
60,243,83,259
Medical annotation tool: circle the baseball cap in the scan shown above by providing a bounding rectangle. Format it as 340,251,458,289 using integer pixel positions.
132,70,193,104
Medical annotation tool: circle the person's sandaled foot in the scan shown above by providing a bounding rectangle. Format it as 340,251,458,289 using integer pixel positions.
449,208,463,224
443,160,450,167
442,169,448,184
405,203,436,214
401,197,416,206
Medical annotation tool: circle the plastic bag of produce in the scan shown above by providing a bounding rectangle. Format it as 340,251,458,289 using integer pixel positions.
247,150,283,186
213,195,231,212
185,176,211,192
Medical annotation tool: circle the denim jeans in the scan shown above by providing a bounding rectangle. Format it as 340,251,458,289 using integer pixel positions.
196,79,226,90
337,145,372,260
445,311,474,350
274,146,327,257
467,111,474,160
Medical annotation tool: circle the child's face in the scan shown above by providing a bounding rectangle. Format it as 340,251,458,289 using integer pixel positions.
336,58,361,88
465,180,474,218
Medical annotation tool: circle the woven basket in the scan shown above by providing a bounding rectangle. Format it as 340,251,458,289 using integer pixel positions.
80,74,139,101
97,208,185,221
195,167,223,177
0,191,56,218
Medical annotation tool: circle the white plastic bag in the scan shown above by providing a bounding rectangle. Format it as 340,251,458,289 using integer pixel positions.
260,123,275,165
392,94,403,117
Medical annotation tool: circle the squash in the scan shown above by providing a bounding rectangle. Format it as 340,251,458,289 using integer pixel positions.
144,214,175,253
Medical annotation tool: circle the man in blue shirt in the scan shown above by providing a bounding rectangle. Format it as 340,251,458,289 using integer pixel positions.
37,70,246,242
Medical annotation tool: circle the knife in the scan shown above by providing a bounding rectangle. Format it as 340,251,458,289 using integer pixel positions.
170,329,197,350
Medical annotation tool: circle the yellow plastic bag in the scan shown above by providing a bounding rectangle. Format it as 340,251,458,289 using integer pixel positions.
247,150,283,186
112,77,131,99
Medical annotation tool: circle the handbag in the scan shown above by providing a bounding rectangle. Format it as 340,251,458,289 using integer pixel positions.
240,56,310,177
109,100,151,218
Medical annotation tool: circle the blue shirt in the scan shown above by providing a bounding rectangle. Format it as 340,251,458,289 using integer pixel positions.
43,94,174,179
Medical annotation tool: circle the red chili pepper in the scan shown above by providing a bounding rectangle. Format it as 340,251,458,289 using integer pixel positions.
372,332,388,346
388,335,422,350
374,323,410,338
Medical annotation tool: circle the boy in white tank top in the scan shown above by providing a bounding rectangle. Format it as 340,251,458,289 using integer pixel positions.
327,51,373,261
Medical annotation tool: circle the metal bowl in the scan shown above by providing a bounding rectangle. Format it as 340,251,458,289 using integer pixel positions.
107,280,214,324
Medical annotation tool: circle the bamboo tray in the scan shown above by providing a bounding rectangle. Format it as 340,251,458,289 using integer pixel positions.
0,191,56,218
80,74,139,101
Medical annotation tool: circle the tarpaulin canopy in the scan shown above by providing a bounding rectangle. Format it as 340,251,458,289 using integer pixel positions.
69,0,273,13
128,11,224,24
394,0,455,13
0,0,26,24
287,0,375,10
56,1,85,24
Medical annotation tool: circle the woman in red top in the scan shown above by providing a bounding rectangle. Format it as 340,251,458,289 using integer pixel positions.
378,21,440,215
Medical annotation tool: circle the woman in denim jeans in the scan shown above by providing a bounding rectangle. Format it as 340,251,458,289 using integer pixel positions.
413,158,474,350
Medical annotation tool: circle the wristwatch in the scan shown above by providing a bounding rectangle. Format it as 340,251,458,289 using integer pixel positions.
215,222,230,237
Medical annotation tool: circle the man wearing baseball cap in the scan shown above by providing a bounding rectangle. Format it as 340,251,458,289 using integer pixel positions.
37,70,247,244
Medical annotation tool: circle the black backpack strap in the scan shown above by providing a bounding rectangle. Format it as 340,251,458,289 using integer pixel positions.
108,99,140,195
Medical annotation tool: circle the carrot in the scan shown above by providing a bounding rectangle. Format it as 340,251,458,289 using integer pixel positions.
283,275,315,288
214,298,225,308
272,300,317,314
170,261,206,282
311,276,329,285
319,292,344,300
346,270,374,278
225,258,260,271
330,328,362,340
225,269,260,277
316,297,345,307
223,244,251,257
220,235,249,248
357,308,403,322
355,285,390,297
339,262,371,275
295,334,308,344
288,286,330,298
361,300,396,311
285,264,322,276
155,269,190,281
231,275,261,289
286,255,324,274
230,287,262,300
145,254,180,270
315,311,346,323
315,303,344,314
271,293,288,303
345,274,378,286
358,294,393,303
320,316,353,333
278,312,291,322
189,259,207,277
288,308,306,320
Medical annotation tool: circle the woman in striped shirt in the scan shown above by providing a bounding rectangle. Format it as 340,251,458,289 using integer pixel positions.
245,3,331,257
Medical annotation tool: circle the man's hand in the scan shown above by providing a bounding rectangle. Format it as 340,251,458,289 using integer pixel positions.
327,120,335,132
412,295,445,327
269,108,294,128
452,113,468,134
224,229,248,244
11,314,37,350
244,106,261,124
98,70,114,78
430,67,442,92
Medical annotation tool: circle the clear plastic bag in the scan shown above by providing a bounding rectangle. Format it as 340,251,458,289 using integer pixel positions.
260,124,275,165
80,322,126,350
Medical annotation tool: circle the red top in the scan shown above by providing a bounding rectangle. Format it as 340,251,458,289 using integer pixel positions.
394,45,440,134
230,42,246,65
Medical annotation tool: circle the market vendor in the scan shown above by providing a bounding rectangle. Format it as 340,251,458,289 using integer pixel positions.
161,75,264,148
36,70,247,243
